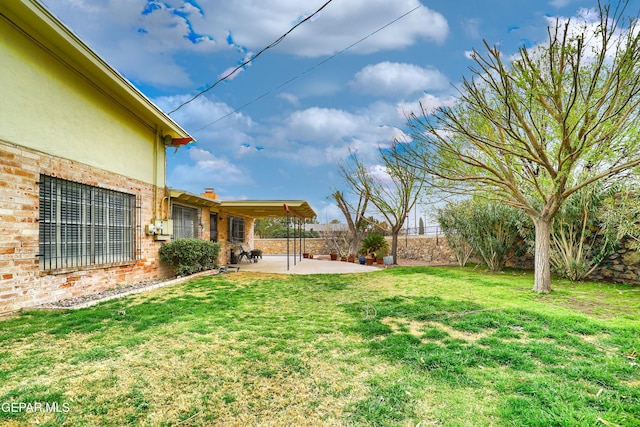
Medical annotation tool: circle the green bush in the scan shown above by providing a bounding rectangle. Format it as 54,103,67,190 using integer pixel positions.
359,233,389,258
159,238,220,276
437,199,526,271
547,184,618,281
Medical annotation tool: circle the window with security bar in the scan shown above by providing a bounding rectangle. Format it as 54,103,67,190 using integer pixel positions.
39,175,136,270
228,216,245,243
172,204,200,239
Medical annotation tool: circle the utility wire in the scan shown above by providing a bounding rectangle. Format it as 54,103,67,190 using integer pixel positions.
168,0,334,115
194,4,422,132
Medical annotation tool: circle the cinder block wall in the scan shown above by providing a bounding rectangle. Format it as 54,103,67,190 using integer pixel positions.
0,141,173,314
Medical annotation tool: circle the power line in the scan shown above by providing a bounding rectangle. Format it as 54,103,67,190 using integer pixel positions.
194,4,422,132
168,0,334,115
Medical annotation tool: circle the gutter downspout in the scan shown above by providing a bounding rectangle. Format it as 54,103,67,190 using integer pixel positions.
153,127,159,221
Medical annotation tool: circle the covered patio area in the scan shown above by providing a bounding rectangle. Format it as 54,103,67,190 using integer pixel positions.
229,255,380,275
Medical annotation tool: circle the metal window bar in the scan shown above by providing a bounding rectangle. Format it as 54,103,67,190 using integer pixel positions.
228,216,245,243
172,204,199,239
135,195,142,260
38,175,135,270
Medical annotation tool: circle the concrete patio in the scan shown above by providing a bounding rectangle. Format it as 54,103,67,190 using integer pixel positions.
230,255,380,274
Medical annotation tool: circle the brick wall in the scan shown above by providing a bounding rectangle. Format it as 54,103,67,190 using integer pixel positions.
0,141,174,314
255,235,455,263
217,217,255,265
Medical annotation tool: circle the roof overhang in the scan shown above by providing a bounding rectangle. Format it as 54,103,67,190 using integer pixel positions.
2,0,193,140
220,200,316,219
167,190,315,219
169,189,220,208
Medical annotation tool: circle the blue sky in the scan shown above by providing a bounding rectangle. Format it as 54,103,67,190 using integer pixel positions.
41,0,633,222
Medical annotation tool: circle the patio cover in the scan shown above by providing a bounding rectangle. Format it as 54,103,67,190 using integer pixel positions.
219,200,316,219
167,189,316,219
169,189,220,208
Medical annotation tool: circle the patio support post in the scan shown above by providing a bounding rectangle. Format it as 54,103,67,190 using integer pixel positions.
298,218,302,262
293,216,297,266
284,204,290,271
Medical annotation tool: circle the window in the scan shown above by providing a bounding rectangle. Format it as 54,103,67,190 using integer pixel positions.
172,204,200,239
209,213,218,242
39,175,135,270
228,216,245,243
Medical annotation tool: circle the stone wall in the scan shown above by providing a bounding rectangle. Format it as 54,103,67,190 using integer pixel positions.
495,238,640,285
255,235,456,264
591,242,640,283
0,141,174,314
255,238,330,256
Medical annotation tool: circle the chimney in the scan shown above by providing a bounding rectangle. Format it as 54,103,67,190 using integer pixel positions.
201,187,219,200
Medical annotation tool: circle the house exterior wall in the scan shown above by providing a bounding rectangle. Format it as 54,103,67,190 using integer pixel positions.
207,213,255,265
0,141,173,314
0,10,165,187
0,5,181,314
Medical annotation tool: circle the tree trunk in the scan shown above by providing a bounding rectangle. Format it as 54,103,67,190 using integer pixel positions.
391,231,399,264
533,217,552,293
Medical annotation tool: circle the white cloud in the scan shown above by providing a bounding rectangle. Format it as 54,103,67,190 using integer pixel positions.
396,93,458,119
462,18,481,39
368,164,392,184
532,7,632,63
43,0,448,88
195,0,449,57
43,0,217,87
277,92,300,106
168,147,250,195
549,0,572,8
350,62,449,97
154,94,254,151
248,105,409,166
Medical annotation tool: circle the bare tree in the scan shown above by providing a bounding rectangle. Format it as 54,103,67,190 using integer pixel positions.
340,146,427,263
330,190,370,256
403,1,640,292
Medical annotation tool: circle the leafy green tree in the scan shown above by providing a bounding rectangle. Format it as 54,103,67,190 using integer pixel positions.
254,218,287,238
404,2,640,292
255,217,319,238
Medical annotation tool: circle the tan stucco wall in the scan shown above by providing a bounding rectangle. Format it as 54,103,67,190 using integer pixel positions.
0,17,165,186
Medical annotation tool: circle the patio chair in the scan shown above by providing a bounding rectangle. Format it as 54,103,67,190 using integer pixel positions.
250,248,263,262
237,245,252,263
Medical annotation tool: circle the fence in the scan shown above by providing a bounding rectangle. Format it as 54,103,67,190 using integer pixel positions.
254,234,455,264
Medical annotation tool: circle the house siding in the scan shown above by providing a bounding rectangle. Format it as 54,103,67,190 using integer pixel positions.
0,141,173,314
0,6,165,186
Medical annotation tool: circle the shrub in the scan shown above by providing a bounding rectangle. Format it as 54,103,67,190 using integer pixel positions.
359,233,389,258
550,184,618,281
159,238,220,276
437,202,474,267
437,199,525,271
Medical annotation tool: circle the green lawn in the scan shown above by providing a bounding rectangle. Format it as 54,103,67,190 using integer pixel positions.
1,267,639,426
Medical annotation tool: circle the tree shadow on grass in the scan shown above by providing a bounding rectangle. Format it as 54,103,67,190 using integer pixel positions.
343,295,640,426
